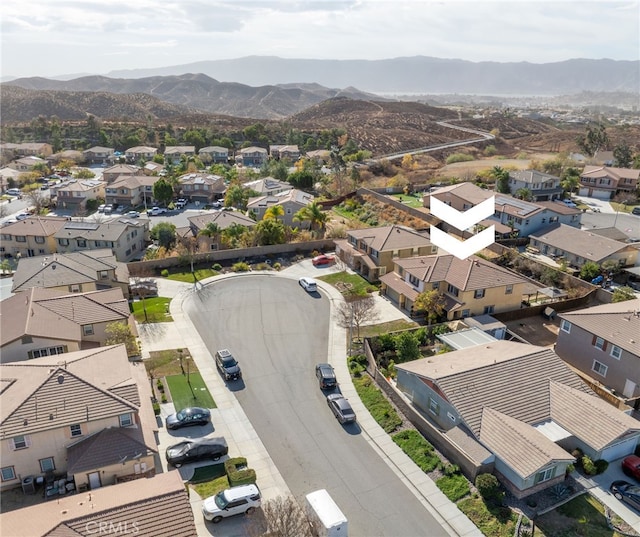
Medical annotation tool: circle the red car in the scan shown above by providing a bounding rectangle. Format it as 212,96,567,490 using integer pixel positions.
312,254,335,266
622,455,640,480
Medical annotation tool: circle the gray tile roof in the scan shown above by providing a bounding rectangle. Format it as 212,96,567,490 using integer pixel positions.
509,170,560,184
54,219,146,242
1,215,68,237
188,210,256,231
429,182,494,205
347,225,432,251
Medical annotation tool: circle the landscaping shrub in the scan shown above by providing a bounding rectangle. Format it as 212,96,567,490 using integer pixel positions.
392,430,440,472
475,473,504,505
445,153,474,164
594,459,609,474
232,261,250,272
437,473,470,502
581,455,597,475
152,402,161,415
273,262,281,271
212,263,222,271
161,269,169,277
224,457,257,487
353,375,402,433
571,447,584,461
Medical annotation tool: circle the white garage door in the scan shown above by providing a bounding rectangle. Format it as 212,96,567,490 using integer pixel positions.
592,189,612,200
601,436,638,461
578,187,590,197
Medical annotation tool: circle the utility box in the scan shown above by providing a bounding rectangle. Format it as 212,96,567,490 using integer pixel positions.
22,476,35,494
305,489,348,537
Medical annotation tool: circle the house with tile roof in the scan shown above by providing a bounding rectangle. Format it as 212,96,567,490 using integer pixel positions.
334,225,437,282
507,170,564,201
1,216,69,259
7,142,53,158
237,146,268,167
247,188,315,228
0,471,195,536
124,146,158,164
243,176,292,196
0,287,135,363
164,145,195,164
0,345,158,494
380,253,530,319
529,223,639,269
9,156,47,172
269,144,301,161
82,146,115,165
555,299,640,412
54,218,149,262
199,145,229,164
395,340,640,498
187,210,257,251
11,249,129,297
423,182,493,212
52,179,106,212
579,166,640,199
178,172,226,203
102,163,141,183
105,174,158,208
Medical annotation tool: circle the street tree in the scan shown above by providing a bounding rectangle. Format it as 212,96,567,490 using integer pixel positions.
150,222,177,249
105,322,139,357
247,496,312,537
413,289,446,326
334,295,380,341
24,188,49,214
152,178,174,206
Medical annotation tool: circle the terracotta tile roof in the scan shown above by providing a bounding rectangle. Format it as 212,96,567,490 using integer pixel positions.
188,210,256,231
559,298,640,356
429,182,494,205
379,271,420,301
347,225,432,251
582,165,640,180
535,200,581,215
0,472,196,537
108,174,156,189
1,215,68,237
480,407,574,479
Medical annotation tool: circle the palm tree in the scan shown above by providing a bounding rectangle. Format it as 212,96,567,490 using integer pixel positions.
293,202,328,234
264,204,285,222
198,222,220,250
221,223,247,249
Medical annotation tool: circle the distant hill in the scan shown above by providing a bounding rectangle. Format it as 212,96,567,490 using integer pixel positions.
101,56,639,95
2,74,383,120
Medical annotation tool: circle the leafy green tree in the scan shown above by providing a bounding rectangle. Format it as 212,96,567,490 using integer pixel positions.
293,201,328,233
560,169,580,195
0,259,12,274
515,188,533,201
73,168,96,179
254,218,285,245
394,330,421,363
150,222,177,249
613,142,633,168
288,170,315,190
183,129,206,150
492,166,510,194
576,124,609,157
198,222,220,240
580,261,601,281
221,223,248,248
152,178,174,206
105,322,139,357
612,286,636,303
413,290,446,326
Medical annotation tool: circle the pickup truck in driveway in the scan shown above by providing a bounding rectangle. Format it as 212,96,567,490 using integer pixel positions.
147,207,167,216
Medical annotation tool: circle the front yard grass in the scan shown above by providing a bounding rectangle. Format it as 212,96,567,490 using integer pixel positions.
457,496,518,537
436,473,471,502
391,429,440,473
165,372,216,411
352,374,402,433
359,319,418,339
132,296,173,322
166,269,219,283
317,271,378,297
191,475,229,499
145,349,192,377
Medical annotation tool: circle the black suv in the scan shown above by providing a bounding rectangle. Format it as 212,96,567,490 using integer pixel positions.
315,363,337,390
215,349,242,381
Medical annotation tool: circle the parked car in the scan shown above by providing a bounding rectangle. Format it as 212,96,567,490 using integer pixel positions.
326,393,356,424
315,363,337,390
562,199,578,208
215,349,242,381
165,407,211,430
202,484,262,523
97,204,106,213
175,198,188,209
312,254,335,267
125,210,140,218
6,188,22,198
299,277,318,293
591,275,604,285
632,207,640,216
165,437,228,467
610,480,640,511
147,206,167,216
622,455,640,481
130,279,158,297
15,213,29,221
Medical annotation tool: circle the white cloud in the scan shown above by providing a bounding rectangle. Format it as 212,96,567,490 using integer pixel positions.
1,0,638,78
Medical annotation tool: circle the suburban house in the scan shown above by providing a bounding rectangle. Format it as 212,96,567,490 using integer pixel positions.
555,299,640,412
247,188,314,227
102,164,141,183
237,146,268,167
54,218,148,262
52,179,106,212
243,176,292,196
334,225,437,282
529,223,639,269
163,145,195,164
10,156,47,172
143,161,165,175
507,170,564,202
379,254,529,319
11,249,130,297
48,150,83,165
0,287,135,363
124,146,157,163
187,210,257,251
424,182,493,211
82,146,115,165
0,472,194,537
305,149,331,164
199,145,229,164
0,345,158,497
579,166,640,199
2,142,53,158
0,166,22,187
105,174,157,208
269,144,301,161
395,340,640,498
0,216,69,258
178,172,226,203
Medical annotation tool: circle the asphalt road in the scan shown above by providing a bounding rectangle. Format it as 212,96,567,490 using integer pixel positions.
183,274,449,537
580,211,640,239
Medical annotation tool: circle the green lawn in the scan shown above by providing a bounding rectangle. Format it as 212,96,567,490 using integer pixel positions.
352,374,402,433
165,372,216,410
317,271,378,297
391,193,424,208
166,269,219,283
392,429,440,472
132,297,173,322
457,497,518,537
192,475,229,498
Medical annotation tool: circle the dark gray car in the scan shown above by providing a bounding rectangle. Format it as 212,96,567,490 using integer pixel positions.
327,393,356,424
166,437,228,467
215,349,242,381
315,363,337,390
165,407,211,430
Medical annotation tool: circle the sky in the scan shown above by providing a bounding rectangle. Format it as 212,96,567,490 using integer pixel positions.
1,0,639,79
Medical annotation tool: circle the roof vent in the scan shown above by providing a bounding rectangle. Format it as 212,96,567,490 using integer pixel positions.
57,375,64,384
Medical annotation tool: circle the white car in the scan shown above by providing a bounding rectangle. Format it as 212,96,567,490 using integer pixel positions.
299,277,318,293
147,207,167,216
202,484,261,523
6,188,22,197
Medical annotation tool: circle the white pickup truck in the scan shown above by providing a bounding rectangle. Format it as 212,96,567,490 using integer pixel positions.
147,207,167,216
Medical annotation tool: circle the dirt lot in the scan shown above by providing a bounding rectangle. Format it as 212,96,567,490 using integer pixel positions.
434,155,558,179
505,315,560,347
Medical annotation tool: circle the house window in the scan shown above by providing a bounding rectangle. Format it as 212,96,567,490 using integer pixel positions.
77,239,86,247
12,435,29,450
1,234,11,241
432,282,439,290
99,271,108,280
35,236,45,244
70,284,81,293
1,467,16,482
70,424,82,437
447,284,459,297
474,289,485,299
58,238,69,246
39,457,55,473
483,305,495,314
592,360,608,377
462,309,470,318
16,236,26,242
408,274,420,287
594,337,605,350
119,414,133,427
82,324,94,336
28,346,67,359
610,345,622,360
535,467,555,484
560,320,571,333
370,249,379,259
428,398,440,416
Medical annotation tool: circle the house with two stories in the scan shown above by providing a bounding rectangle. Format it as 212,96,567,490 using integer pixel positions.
9,156,47,172
52,179,106,212
579,166,640,199
0,287,135,363
82,146,115,165
199,145,229,164
243,176,292,196
529,223,639,269
395,340,640,498
54,218,149,262
379,253,530,319
269,144,301,161
2,142,53,158
237,146,268,167
0,471,196,537
247,188,314,228
11,249,130,297
1,216,69,259
105,174,158,208
507,170,564,202
335,225,437,282
124,146,157,164
424,182,493,212
178,172,226,204
187,210,257,251
102,164,141,183
164,145,195,164
0,345,157,496
555,299,640,411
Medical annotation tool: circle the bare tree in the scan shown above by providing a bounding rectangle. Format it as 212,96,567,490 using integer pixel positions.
246,496,312,537
334,294,381,342
129,265,156,323
24,188,49,214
